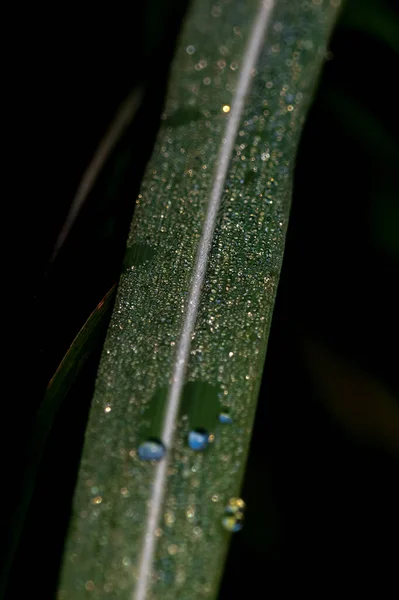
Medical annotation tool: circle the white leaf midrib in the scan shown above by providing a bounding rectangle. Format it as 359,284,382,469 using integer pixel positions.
133,2,275,598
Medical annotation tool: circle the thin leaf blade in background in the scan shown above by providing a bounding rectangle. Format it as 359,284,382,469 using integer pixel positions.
0,286,116,599
58,1,340,598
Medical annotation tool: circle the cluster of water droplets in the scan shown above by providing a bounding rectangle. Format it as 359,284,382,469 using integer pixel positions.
221,497,246,532
137,408,245,532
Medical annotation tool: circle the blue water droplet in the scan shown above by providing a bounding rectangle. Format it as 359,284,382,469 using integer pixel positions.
219,412,233,424
138,439,165,461
188,429,209,451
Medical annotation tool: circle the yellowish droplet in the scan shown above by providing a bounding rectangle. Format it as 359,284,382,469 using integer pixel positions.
168,544,179,555
222,104,231,113
164,511,175,526
186,506,195,520
176,570,186,585
85,580,95,591
92,496,102,505
226,497,245,514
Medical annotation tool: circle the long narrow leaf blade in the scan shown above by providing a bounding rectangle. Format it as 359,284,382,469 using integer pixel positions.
58,1,340,598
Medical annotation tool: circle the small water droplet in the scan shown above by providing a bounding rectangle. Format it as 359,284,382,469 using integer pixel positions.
225,497,245,514
222,497,245,532
164,511,175,526
85,581,95,591
188,428,209,451
186,506,195,520
138,439,165,461
219,411,233,424
167,544,179,555
222,513,244,532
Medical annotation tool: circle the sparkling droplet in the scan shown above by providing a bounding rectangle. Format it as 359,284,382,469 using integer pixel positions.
188,428,209,451
138,439,165,461
222,513,244,532
225,497,246,514
222,497,245,532
219,411,233,424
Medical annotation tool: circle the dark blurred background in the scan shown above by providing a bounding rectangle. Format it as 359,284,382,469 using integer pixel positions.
4,0,398,597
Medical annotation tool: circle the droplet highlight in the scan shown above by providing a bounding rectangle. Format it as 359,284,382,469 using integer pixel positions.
188,428,209,451
222,497,245,532
138,439,165,461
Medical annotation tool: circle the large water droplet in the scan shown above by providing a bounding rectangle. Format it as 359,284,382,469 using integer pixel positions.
222,497,245,532
188,428,209,451
138,439,165,461
219,411,233,424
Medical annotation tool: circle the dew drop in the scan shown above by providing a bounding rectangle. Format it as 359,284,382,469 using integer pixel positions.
222,497,245,532
85,580,95,591
222,513,244,532
188,428,209,451
219,411,233,424
138,439,165,461
225,497,245,514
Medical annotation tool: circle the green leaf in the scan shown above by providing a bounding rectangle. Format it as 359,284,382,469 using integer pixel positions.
58,1,340,598
44,286,116,412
